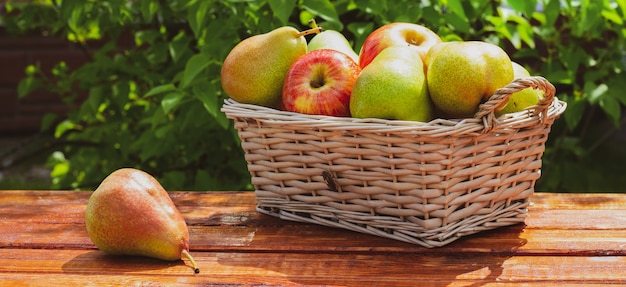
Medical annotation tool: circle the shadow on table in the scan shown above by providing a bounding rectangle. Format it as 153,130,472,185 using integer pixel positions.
62,250,184,274
214,223,528,286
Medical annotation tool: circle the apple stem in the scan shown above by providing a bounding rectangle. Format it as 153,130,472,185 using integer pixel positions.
297,26,322,37
182,249,200,274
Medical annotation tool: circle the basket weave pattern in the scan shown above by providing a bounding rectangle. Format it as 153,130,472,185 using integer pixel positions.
221,76,566,247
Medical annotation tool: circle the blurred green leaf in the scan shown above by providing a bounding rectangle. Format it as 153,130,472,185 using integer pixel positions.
41,113,59,132
181,53,210,89
17,77,41,98
78,86,105,120
50,161,70,179
193,81,218,117
575,1,602,37
446,0,467,19
542,0,561,27
145,84,177,98
54,120,80,139
268,0,296,25
445,12,470,34
161,91,185,114
599,94,621,127
169,32,193,63
162,171,186,190
563,96,586,131
139,0,157,23
609,77,626,107
5,0,626,192
302,0,342,30
585,83,608,105
505,0,538,16
186,1,211,39
444,0,470,33
346,22,374,51
601,8,623,25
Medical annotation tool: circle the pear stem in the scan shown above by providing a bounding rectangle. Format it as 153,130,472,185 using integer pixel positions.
297,26,322,37
182,249,200,274
308,18,319,29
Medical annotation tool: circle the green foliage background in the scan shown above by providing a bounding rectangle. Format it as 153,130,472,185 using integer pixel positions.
3,0,626,192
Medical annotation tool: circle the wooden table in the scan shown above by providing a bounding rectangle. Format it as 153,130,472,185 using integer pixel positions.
2,190,626,286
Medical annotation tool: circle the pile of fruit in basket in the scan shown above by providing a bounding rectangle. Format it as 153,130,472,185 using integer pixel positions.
220,21,544,121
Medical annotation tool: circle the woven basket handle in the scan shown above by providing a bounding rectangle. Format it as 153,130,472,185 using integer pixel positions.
474,76,556,133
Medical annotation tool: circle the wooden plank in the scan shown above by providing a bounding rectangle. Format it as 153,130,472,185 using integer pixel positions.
3,191,626,255
3,190,626,211
1,249,626,286
530,192,626,210
6,190,626,227
3,216,626,256
2,190,626,285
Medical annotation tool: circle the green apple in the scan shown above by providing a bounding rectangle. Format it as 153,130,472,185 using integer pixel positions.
512,61,531,79
308,30,359,64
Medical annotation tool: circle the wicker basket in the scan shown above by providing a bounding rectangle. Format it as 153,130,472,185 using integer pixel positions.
221,76,566,248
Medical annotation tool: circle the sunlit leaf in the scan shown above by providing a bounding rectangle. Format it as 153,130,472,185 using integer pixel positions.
54,120,80,138
601,9,623,25
585,83,608,104
50,161,70,178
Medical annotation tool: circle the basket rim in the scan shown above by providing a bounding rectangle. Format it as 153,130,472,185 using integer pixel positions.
221,81,567,138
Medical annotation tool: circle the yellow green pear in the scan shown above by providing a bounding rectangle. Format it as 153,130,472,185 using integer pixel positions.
308,30,359,64
350,46,433,122
85,168,200,273
426,41,514,118
495,62,543,116
221,26,320,108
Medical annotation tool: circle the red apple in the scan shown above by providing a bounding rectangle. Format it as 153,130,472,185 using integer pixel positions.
359,22,442,69
282,49,360,117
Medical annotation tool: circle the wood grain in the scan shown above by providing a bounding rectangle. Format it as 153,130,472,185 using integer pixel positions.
2,190,626,285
